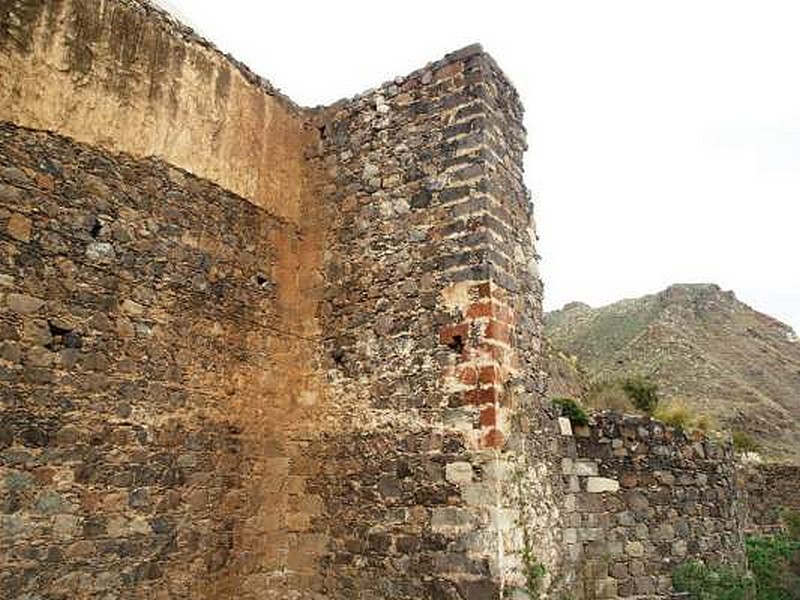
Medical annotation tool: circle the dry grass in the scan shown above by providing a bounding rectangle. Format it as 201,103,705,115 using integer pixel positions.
654,400,695,430
654,399,717,433
585,379,637,413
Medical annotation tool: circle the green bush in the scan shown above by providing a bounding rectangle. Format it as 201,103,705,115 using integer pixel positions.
551,397,589,426
782,509,800,541
672,560,753,600
746,534,800,600
621,376,659,414
673,535,800,600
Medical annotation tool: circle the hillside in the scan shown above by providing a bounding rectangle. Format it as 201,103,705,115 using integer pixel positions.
545,284,800,462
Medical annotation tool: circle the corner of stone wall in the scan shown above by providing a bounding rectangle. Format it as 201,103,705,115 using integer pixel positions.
309,44,568,598
435,49,568,598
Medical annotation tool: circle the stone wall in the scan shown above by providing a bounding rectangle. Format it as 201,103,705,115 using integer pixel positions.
745,463,800,530
0,4,569,593
0,122,332,599
0,0,753,598
558,412,747,599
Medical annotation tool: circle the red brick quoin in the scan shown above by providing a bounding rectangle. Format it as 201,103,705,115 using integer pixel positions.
440,281,516,449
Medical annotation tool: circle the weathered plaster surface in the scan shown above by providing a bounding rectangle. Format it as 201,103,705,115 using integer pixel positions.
0,0,313,222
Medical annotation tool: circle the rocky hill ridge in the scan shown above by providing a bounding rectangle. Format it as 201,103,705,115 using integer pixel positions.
545,283,800,462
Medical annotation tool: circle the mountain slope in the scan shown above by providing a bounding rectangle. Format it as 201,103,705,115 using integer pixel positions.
545,284,800,462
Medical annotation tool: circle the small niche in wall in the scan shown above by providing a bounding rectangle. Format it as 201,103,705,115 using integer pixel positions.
447,335,464,354
45,320,82,351
90,219,103,238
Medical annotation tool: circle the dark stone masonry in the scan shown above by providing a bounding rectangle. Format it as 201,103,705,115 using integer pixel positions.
0,0,774,598
560,412,747,598
744,463,800,532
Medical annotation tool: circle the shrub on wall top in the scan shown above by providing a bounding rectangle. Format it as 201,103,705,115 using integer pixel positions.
551,397,589,426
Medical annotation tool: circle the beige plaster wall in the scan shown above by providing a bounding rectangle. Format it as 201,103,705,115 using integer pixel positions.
0,0,314,223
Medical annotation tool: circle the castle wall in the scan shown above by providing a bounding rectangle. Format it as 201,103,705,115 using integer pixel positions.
1,2,339,597
0,0,313,222
0,1,754,598
560,413,747,599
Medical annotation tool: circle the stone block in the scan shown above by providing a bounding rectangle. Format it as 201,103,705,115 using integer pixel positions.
586,477,620,493
488,507,516,532
655,470,676,486
574,424,591,437
574,459,599,477
7,213,32,242
7,293,44,314
606,540,624,556
85,241,116,262
579,527,605,542
482,459,510,482
121,299,145,317
457,580,500,600
595,577,617,598
625,541,645,557
616,510,635,526
617,578,635,597
445,461,473,484
629,559,645,576
625,490,650,515
462,483,495,506
558,417,573,436
655,523,675,541
53,514,81,538
635,576,655,595
672,539,688,557
610,562,629,579
431,507,475,534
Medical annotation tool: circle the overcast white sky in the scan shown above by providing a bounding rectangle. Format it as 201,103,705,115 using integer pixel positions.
156,0,799,332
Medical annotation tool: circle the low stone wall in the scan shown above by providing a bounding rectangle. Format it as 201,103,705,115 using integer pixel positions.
745,463,800,530
559,412,747,599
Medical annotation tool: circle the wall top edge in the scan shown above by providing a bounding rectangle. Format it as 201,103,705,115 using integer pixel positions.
125,3,521,120
113,0,306,115
309,43,525,121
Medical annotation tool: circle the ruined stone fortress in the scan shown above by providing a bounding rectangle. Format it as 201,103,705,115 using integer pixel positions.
0,1,749,598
